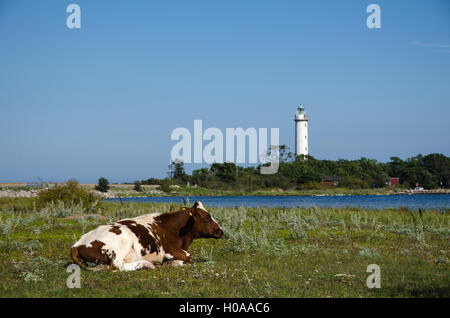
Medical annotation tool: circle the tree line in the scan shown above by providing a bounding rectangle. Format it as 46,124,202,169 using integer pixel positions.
140,149,449,191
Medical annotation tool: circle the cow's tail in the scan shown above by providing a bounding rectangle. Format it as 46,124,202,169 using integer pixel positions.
71,246,85,269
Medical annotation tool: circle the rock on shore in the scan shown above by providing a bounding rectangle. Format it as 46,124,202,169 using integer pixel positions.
0,189,39,198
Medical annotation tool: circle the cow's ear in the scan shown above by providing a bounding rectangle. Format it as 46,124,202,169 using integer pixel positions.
190,207,200,217
193,201,207,212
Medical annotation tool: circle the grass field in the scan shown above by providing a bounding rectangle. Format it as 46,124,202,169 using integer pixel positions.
0,198,448,297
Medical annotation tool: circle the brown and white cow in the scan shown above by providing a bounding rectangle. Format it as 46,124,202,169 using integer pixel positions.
70,201,223,271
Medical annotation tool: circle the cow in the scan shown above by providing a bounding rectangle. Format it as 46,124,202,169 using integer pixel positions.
70,201,223,271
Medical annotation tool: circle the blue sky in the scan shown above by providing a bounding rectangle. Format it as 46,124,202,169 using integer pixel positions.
0,0,449,183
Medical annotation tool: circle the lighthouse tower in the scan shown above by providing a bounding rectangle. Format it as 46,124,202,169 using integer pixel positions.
294,105,308,156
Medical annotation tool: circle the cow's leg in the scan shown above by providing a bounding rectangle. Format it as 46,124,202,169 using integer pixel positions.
165,260,185,267
111,242,137,271
122,259,156,271
116,255,156,271
113,245,156,271
164,248,192,266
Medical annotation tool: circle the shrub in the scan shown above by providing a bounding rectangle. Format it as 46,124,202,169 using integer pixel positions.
340,177,369,189
159,182,171,193
134,181,142,192
95,177,110,193
141,178,162,185
36,180,101,210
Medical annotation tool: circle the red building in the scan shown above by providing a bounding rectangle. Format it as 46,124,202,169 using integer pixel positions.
388,177,400,186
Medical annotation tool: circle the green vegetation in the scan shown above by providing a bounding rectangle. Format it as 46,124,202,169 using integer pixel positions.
138,185,426,198
0,198,448,297
36,180,100,210
141,150,449,192
133,181,142,192
95,177,110,193
159,181,172,194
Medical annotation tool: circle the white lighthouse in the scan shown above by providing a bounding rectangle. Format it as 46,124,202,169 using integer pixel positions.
294,105,308,156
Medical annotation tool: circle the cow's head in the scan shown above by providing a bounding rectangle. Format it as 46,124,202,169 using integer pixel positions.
189,201,223,239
